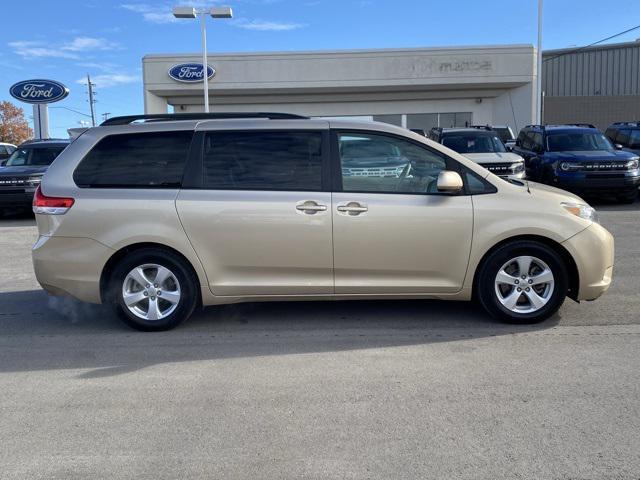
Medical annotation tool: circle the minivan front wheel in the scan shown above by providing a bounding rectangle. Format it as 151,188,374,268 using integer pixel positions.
109,249,198,331
477,241,568,324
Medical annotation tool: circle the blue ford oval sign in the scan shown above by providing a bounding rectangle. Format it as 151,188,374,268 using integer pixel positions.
168,63,215,83
9,79,69,104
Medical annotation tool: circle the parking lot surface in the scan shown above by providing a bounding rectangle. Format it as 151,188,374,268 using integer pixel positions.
1,201,639,479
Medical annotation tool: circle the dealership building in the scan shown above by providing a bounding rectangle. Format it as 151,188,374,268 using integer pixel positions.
542,40,640,129
142,45,538,133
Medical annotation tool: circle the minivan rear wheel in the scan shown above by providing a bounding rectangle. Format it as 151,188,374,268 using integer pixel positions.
109,249,198,331
477,241,568,324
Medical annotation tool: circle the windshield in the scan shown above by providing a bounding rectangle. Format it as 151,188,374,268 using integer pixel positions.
442,134,507,154
546,132,613,152
5,146,65,167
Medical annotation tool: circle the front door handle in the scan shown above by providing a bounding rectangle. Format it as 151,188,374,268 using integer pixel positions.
337,202,368,216
296,200,327,214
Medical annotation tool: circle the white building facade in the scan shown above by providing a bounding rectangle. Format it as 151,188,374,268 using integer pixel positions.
142,45,537,133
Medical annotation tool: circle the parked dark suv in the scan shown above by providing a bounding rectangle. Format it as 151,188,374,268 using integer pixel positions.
512,124,640,203
604,122,640,154
0,139,69,214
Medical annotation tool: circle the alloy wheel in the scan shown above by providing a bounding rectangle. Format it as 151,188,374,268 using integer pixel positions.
122,263,181,321
494,255,555,314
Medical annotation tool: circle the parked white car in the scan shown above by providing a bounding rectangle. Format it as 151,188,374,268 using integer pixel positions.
430,127,525,180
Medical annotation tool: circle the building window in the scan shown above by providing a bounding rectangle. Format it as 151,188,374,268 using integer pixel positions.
373,114,403,127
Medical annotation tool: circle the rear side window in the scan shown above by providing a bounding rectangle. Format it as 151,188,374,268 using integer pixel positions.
202,131,323,191
74,131,193,188
615,129,630,145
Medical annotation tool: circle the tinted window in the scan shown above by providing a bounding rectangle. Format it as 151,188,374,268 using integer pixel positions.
5,146,65,167
615,129,630,145
442,133,506,153
203,131,322,191
338,132,448,194
532,132,543,151
522,131,535,150
628,130,640,148
74,131,192,188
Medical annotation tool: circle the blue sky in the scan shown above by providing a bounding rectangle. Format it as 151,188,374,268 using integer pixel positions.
1,0,639,137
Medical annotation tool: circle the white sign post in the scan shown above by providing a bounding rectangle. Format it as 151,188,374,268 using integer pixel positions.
32,104,50,140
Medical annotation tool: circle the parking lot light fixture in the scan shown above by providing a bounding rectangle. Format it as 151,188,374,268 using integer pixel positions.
172,6,196,18
211,7,232,18
172,5,233,113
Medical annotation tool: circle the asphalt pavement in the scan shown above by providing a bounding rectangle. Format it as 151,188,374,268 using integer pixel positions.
0,200,639,479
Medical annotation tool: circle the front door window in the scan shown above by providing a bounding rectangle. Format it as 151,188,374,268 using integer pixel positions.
338,132,448,195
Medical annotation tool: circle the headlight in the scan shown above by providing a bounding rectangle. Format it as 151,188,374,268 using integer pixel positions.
561,202,598,223
510,162,524,173
560,162,581,171
625,158,639,170
26,176,42,187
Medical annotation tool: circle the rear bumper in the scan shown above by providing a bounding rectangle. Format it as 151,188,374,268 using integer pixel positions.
562,223,615,301
32,235,113,304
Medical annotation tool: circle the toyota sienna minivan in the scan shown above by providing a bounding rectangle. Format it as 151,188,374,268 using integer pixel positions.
32,113,614,331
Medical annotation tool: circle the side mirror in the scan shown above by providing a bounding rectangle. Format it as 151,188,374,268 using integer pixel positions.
437,171,463,193
614,143,623,150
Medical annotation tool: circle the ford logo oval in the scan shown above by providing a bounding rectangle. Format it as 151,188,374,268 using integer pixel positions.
9,79,69,104
168,63,215,83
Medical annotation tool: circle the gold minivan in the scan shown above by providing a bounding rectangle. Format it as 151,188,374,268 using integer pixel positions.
31,113,614,331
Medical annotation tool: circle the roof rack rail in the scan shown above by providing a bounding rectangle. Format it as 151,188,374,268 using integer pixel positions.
543,123,596,129
101,112,309,126
469,125,494,131
611,121,640,126
524,123,597,130
20,138,70,144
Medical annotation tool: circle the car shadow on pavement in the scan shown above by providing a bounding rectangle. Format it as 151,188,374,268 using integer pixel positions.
588,195,639,212
0,289,560,378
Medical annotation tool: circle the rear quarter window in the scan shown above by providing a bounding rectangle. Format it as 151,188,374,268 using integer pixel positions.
74,131,193,188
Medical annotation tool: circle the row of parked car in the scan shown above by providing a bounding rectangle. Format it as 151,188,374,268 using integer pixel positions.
0,120,639,217
0,139,70,215
425,122,640,203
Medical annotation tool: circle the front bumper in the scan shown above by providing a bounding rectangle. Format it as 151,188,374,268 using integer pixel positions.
32,235,114,304
552,171,640,194
0,189,36,208
562,223,615,301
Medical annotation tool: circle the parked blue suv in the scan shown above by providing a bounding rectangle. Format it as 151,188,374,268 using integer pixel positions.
512,124,640,203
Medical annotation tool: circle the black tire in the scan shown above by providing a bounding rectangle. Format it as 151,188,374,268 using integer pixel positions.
476,241,568,324
108,248,198,331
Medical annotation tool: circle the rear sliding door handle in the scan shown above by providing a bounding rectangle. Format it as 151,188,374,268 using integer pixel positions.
337,202,368,215
296,201,327,214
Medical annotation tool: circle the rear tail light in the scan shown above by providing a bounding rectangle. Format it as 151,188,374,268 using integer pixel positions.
32,186,75,215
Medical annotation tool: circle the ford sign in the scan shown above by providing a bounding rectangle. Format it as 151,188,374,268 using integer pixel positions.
9,79,69,104
168,63,215,83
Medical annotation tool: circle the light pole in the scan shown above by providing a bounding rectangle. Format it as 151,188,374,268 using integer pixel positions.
536,0,543,124
173,6,233,113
